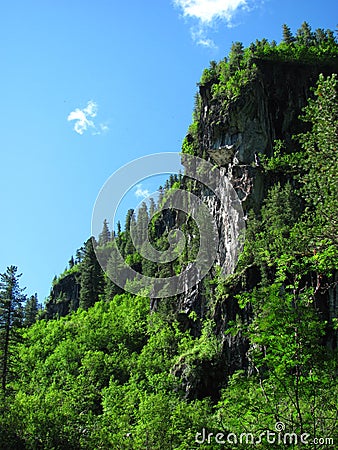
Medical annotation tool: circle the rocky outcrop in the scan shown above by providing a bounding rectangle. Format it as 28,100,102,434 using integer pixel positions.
200,60,338,211
45,272,80,319
169,58,338,398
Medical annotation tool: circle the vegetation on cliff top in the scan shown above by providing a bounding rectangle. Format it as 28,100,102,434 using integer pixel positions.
182,22,338,157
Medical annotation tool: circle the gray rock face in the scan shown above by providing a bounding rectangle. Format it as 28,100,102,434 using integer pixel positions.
170,59,338,398
195,59,338,278
200,61,337,209
46,272,80,319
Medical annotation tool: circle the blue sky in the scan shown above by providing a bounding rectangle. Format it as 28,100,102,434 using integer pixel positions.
0,0,336,302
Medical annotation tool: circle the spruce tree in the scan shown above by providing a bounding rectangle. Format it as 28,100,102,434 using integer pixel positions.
98,219,111,246
136,202,149,248
105,245,124,301
117,220,122,236
282,23,295,44
0,266,25,393
123,209,136,257
79,238,104,310
229,41,244,74
68,256,75,268
296,73,338,244
296,21,314,46
149,197,156,219
75,246,85,264
24,293,39,327
315,28,327,45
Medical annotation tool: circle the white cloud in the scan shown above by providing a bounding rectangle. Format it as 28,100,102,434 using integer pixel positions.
92,123,110,136
197,38,217,48
67,100,97,135
174,0,247,24
174,0,251,46
99,123,109,133
135,184,150,199
191,27,217,48
67,100,109,135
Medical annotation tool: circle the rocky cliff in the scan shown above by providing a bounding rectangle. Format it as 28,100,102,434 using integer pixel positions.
170,57,338,398
45,271,80,319
199,59,336,206
46,56,338,400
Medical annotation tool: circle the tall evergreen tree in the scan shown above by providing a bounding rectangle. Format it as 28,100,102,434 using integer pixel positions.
135,202,149,248
282,23,295,44
296,73,338,244
116,220,122,236
296,21,314,46
229,41,244,74
98,219,111,246
24,293,39,327
79,238,104,310
123,209,136,257
105,244,124,301
75,246,85,264
314,27,327,45
0,266,25,393
149,197,157,219
68,255,75,269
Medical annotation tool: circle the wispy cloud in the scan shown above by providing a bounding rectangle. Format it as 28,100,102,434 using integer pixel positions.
135,184,150,199
191,27,218,48
99,123,109,133
67,100,109,135
173,0,250,46
174,0,247,23
92,123,110,136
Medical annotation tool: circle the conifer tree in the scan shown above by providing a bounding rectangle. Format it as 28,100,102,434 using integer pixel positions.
136,202,149,248
149,197,157,219
105,245,124,301
79,238,104,310
0,266,25,393
98,219,111,246
123,209,136,257
117,220,122,236
68,256,75,268
296,21,314,46
229,41,244,74
282,23,295,44
75,246,85,264
24,293,39,327
297,73,338,244
314,28,327,45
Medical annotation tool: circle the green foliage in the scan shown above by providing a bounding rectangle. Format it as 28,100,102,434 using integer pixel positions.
79,238,105,310
24,293,39,327
98,219,111,246
52,263,81,288
296,73,338,243
253,23,338,63
282,23,295,44
215,71,338,448
191,23,337,145
0,294,221,448
182,121,199,155
216,282,338,448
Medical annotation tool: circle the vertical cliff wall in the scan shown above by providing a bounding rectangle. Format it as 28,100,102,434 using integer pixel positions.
170,58,338,398
199,60,336,207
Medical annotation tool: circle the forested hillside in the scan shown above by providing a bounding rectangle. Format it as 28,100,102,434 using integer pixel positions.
0,23,337,449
